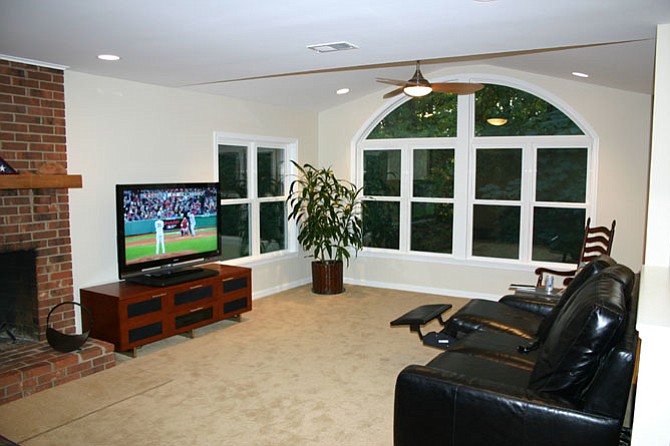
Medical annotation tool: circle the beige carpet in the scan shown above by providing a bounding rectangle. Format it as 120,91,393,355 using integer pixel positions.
0,285,467,446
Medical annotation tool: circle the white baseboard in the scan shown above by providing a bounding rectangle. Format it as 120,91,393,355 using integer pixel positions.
252,277,311,300
343,277,500,301
252,276,500,301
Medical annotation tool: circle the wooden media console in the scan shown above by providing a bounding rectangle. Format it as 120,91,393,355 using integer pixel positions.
80,264,251,356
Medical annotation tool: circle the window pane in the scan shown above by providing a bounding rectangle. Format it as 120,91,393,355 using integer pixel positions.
536,148,587,203
475,84,584,136
257,147,285,197
476,149,521,200
473,205,520,259
220,204,249,260
532,207,586,263
260,201,286,254
364,150,401,196
367,94,457,139
363,201,400,249
411,203,453,254
219,145,247,199
413,149,454,198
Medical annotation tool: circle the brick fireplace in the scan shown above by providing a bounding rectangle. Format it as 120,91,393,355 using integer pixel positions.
0,59,115,404
0,59,76,339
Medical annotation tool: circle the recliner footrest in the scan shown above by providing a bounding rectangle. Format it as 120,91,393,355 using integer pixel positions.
390,304,452,340
391,304,453,327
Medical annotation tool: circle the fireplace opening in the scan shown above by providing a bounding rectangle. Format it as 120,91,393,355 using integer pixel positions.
0,249,39,343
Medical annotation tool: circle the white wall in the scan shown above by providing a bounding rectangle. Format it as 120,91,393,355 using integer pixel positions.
64,64,652,301
319,64,651,298
65,72,317,297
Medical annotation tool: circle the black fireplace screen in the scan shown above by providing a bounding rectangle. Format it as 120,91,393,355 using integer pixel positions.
0,249,38,341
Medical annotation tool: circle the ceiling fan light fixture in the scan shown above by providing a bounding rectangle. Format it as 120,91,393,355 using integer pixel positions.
403,85,432,97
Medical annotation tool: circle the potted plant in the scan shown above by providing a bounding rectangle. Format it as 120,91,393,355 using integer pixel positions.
287,161,363,294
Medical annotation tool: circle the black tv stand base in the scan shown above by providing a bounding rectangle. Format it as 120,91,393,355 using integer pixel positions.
127,266,219,287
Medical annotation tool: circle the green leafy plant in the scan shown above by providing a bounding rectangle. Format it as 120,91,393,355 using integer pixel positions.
287,161,363,265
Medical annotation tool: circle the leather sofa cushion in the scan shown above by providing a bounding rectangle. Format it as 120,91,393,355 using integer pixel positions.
427,350,532,386
445,299,543,339
528,266,631,403
447,330,539,370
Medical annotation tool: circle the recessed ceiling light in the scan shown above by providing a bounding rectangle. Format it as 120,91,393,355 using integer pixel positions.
336,88,350,95
572,71,589,78
97,54,121,61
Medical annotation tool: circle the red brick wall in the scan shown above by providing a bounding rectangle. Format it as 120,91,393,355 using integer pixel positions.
0,59,75,338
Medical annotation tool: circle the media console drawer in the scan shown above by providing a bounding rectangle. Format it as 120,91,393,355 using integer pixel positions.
81,264,252,355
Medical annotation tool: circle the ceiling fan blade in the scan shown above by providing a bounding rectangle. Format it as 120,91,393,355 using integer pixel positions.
383,87,405,99
431,82,485,95
376,78,409,87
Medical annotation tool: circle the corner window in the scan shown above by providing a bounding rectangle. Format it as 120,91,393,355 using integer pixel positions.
216,134,296,261
359,81,593,266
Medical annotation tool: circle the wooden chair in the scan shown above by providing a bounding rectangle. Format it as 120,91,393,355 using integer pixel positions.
535,217,616,287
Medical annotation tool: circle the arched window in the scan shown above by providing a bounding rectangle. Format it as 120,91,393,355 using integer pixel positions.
357,81,594,266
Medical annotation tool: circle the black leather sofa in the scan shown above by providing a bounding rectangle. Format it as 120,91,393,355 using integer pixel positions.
444,255,617,340
393,263,638,446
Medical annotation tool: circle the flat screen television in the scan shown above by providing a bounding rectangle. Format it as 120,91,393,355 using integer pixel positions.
115,182,221,286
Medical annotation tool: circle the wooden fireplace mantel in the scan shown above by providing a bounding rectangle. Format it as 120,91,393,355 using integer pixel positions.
0,173,82,190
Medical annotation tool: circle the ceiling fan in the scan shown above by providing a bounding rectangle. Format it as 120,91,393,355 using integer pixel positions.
376,61,484,99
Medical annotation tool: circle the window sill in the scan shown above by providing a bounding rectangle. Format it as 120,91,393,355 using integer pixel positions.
217,250,301,268
356,248,573,273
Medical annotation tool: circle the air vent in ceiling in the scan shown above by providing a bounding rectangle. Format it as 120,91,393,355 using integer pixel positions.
307,41,358,53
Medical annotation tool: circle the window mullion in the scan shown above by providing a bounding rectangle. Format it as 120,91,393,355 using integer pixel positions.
518,143,534,263
399,144,411,252
249,143,260,257
453,93,471,260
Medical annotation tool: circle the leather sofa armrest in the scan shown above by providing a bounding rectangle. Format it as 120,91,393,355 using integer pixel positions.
394,365,621,446
499,293,560,316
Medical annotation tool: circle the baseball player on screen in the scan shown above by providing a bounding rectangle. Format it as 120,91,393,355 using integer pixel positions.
188,211,196,236
155,213,166,254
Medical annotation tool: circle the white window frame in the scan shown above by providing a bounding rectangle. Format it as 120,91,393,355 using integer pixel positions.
214,132,298,263
354,76,597,270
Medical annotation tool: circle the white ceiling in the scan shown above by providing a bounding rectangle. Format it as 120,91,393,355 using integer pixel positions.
1,0,669,111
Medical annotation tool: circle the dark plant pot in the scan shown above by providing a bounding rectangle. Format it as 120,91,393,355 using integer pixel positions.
311,260,344,294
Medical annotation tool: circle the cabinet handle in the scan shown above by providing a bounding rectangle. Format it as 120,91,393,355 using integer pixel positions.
221,277,235,282
189,284,203,290
151,293,167,298
190,306,204,313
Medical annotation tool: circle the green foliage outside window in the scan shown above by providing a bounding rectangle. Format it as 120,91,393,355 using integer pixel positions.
411,203,453,254
475,84,584,136
367,94,457,139
362,201,399,249
536,148,587,203
413,149,454,198
475,149,522,200
364,150,401,196
220,204,250,260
